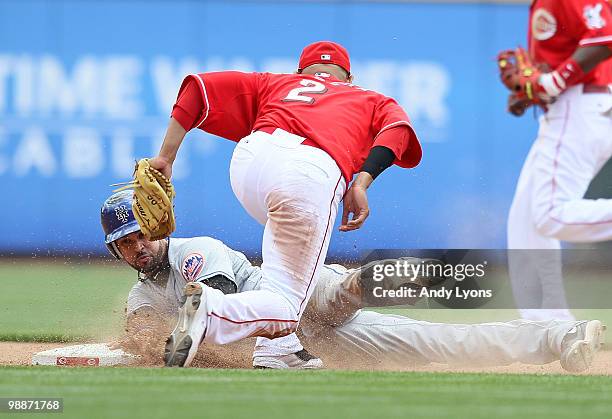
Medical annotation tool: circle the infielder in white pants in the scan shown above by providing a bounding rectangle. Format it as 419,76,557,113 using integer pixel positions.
145,41,422,366
101,194,604,373
503,1,612,321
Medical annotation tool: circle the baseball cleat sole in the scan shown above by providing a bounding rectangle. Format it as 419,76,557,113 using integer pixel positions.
560,320,605,373
253,350,324,369
253,357,324,370
164,282,208,368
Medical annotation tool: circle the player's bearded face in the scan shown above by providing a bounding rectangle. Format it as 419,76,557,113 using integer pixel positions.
115,231,166,273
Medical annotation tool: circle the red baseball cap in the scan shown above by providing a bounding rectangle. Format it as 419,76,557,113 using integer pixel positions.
298,41,351,74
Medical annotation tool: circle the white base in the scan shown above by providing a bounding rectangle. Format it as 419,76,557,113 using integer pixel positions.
32,343,138,367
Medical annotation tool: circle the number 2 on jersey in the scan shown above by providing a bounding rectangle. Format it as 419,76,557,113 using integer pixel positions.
282,79,328,104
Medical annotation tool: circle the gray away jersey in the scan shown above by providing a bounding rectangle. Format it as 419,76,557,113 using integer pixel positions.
126,237,262,315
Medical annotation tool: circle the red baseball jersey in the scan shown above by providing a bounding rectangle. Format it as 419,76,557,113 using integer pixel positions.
175,71,422,182
528,0,612,85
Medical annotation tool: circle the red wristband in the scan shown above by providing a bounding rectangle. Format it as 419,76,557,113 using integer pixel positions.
539,58,585,97
555,58,584,87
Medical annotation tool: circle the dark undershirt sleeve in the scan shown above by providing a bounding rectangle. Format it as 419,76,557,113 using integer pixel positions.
198,274,237,295
360,146,396,179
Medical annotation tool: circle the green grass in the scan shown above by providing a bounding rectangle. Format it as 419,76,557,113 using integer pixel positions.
0,367,611,419
2,262,612,418
0,261,134,341
2,261,612,343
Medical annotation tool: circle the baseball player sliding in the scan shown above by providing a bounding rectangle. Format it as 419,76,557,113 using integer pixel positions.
499,1,612,320
102,191,605,373
136,41,422,367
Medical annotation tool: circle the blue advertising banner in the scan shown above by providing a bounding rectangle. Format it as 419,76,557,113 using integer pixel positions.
0,1,536,256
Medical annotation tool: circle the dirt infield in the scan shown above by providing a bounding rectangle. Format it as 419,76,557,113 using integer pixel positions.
0,342,68,366
2,341,612,375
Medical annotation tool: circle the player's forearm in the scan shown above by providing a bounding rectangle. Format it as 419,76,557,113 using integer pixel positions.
572,45,612,74
157,117,187,163
351,171,374,190
157,77,207,163
539,45,612,97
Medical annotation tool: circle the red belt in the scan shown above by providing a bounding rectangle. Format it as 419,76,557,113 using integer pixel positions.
583,84,611,94
256,126,320,149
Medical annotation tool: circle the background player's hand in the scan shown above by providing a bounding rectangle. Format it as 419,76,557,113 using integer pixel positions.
147,156,173,179
339,184,370,231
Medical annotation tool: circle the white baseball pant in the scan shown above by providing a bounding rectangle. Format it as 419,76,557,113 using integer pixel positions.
200,128,346,345
507,84,612,320
333,312,575,366
255,263,576,365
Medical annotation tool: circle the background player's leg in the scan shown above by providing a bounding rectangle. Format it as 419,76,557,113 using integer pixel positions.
511,91,612,320
507,210,569,321
530,91,612,241
333,311,576,366
507,97,586,321
508,144,547,316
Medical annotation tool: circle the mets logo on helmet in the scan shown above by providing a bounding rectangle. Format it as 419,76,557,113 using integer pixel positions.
182,253,205,282
115,205,130,223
